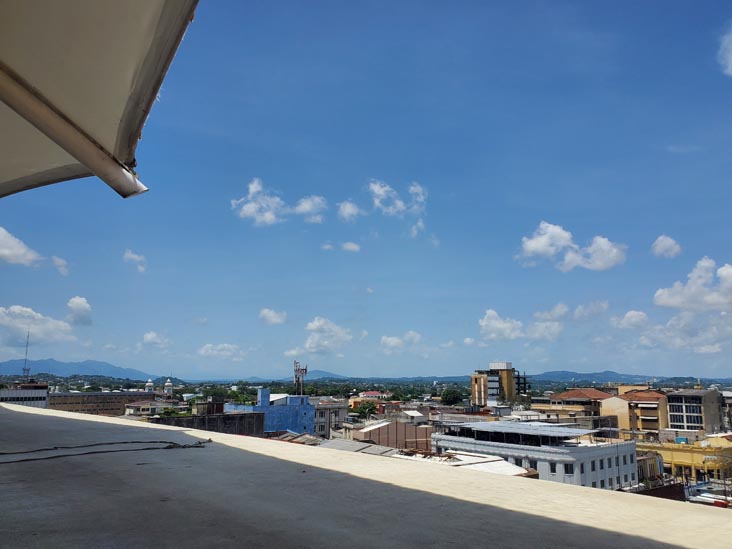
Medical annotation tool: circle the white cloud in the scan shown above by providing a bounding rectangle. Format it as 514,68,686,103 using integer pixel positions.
695,343,721,354
123,249,146,273
520,221,626,272
0,227,42,266
368,180,407,216
321,242,334,251
409,218,425,238
342,242,360,252
0,305,74,345
259,308,287,325
560,236,626,272
301,316,352,354
193,317,208,325
366,287,374,294
360,330,369,340
526,321,563,341
337,200,365,222
718,25,732,77
573,300,609,320
479,309,524,340
654,256,732,311
67,296,92,326
651,235,681,258
230,178,287,226
479,309,563,342
463,337,475,346
380,335,404,354
52,256,69,276
379,329,422,354
611,310,648,329
408,182,427,214
284,347,302,357
520,221,574,260
293,195,328,223
197,343,247,361
141,331,171,349
534,303,569,321
439,340,455,348
230,178,327,226
640,311,732,355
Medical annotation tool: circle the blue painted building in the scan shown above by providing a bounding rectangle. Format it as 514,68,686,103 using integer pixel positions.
225,389,315,435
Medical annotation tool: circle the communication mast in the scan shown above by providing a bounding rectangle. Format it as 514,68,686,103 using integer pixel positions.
293,360,308,395
22,330,31,381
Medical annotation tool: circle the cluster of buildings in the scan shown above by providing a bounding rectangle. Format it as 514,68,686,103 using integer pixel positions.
4,361,732,500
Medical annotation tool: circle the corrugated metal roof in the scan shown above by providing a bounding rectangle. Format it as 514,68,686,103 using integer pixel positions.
403,410,424,417
457,421,596,438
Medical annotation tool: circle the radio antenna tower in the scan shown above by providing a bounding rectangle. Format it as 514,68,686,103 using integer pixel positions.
293,360,308,396
22,329,31,381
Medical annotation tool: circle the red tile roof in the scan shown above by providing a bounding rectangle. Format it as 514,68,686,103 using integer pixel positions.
551,388,613,401
618,391,666,402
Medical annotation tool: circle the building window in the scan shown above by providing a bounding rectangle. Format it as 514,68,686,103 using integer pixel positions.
319,410,325,418
591,460,596,472
609,478,613,487
630,454,634,464
580,463,585,474
607,458,612,468
670,414,685,424
669,404,683,413
623,455,627,465
564,463,574,475
601,480,605,488
616,476,620,486
550,463,556,474
319,424,325,432
631,472,636,481
600,460,604,470
615,456,619,467
592,481,597,488
686,405,701,415
529,460,537,470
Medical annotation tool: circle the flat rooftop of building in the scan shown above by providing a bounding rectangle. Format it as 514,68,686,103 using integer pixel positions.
2,404,731,548
667,389,717,396
457,421,597,438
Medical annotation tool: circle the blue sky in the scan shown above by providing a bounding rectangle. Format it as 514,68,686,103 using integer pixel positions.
2,1,732,379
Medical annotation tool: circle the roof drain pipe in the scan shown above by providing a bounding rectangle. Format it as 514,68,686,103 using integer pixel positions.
0,63,148,198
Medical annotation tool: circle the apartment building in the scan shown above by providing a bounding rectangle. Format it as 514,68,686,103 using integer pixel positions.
470,362,528,405
666,389,723,433
531,388,613,418
600,390,668,439
309,396,348,438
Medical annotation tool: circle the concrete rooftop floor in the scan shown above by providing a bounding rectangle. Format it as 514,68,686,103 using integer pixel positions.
1,404,730,548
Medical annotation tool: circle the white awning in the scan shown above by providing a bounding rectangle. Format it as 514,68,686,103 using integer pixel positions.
0,0,197,199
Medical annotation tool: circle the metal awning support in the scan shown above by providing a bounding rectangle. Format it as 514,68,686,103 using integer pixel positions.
0,64,147,198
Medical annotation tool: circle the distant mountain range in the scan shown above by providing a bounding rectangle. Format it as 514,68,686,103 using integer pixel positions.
529,370,657,383
0,359,155,381
2,360,730,385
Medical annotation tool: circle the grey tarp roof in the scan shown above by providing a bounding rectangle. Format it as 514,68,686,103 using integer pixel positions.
0,0,197,198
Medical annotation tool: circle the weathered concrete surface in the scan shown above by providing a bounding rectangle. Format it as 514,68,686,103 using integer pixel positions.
1,404,729,548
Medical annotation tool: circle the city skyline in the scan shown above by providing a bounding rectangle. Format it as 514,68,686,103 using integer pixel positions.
2,2,732,378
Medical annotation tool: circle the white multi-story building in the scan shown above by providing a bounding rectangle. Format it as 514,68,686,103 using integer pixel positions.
433,422,637,490
309,397,348,438
0,385,48,409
